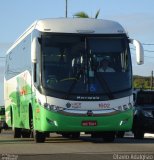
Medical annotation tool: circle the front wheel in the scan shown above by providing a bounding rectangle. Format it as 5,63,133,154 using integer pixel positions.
21,129,31,138
133,119,144,139
34,130,46,143
13,128,22,138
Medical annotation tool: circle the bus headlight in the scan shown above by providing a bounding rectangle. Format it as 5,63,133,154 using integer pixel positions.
117,106,123,111
44,103,64,112
123,105,129,111
115,103,132,111
123,103,133,111
128,103,133,109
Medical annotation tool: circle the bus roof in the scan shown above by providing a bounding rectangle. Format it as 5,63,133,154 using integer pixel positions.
6,18,127,54
35,18,126,34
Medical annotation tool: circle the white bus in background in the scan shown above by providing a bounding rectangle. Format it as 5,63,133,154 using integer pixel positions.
4,18,144,142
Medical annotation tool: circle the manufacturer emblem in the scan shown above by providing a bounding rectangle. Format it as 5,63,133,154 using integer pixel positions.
87,110,93,116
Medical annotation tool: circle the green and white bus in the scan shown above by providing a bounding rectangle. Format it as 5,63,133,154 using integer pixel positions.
4,18,144,142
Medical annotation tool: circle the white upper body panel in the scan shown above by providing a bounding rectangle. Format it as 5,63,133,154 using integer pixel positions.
35,18,126,34
6,18,126,54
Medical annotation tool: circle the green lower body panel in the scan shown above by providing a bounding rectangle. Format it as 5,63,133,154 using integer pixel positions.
35,107,133,132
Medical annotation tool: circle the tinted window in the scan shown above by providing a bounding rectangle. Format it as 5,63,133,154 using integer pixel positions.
41,34,132,99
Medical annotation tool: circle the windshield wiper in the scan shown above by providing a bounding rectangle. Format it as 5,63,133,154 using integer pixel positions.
95,72,114,100
64,69,84,99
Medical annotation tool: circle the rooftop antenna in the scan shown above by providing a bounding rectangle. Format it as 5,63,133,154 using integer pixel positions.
65,0,68,18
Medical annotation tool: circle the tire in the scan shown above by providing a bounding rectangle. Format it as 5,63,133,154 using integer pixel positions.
134,129,144,139
34,130,46,143
102,132,115,142
13,128,22,138
46,133,50,138
11,110,22,138
29,106,46,143
116,131,125,138
21,129,31,138
3,122,8,130
10,108,21,138
133,118,144,139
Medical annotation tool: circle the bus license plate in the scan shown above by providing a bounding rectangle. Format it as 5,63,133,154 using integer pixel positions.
82,121,97,126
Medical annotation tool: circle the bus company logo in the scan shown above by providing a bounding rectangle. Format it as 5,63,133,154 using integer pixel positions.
66,102,71,108
66,102,81,109
99,103,110,109
71,102,81,109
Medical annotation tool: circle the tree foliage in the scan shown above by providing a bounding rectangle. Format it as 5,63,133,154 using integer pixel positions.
73,12,89,18
73,9,100,19
133,75,152,89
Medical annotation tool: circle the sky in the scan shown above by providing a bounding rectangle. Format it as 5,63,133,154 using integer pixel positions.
0,0,154,105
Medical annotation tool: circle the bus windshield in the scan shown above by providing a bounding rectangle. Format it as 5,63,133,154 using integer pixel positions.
41,34,132,100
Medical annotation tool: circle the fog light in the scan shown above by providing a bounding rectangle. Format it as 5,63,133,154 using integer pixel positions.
120,119,129,126
46,118,58,127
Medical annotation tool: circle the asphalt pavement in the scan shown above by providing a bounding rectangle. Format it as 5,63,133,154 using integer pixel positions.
0,130,154,160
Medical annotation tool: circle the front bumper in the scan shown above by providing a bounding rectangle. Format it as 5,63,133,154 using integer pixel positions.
34,107,133,132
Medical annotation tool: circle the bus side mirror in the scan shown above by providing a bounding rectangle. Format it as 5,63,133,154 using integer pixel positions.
31,37,41,83
31,37,40,63
129,39,144,65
